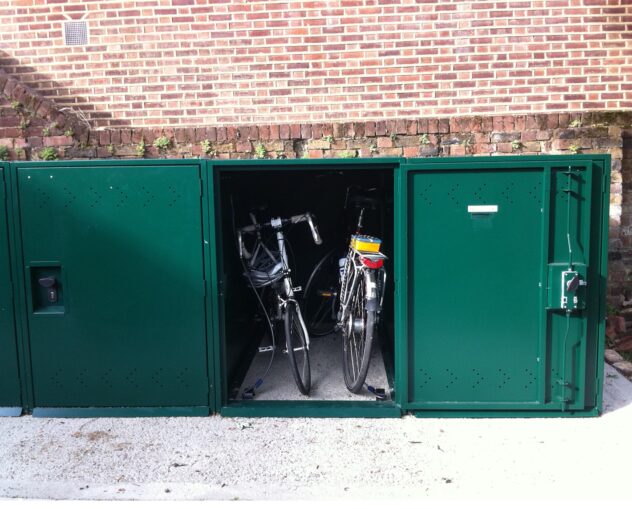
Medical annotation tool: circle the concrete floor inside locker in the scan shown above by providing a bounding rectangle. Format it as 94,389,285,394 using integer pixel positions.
237,333,390,401
1,363,631,501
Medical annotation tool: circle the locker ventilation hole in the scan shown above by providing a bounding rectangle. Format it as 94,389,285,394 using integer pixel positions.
62,186,78,208
115,189,129,209
37,188,52,209
125,368,140,389
471,368,485,390
75,368,90,388
527,185,541,205
50,369,64,389
418,183,433,206
447,183,460,207
472,183,488,203
100,368,114,389
88,186,103,208
500,182,516,205
141,186,156,208
167,184,183,208
444,368,458,390
417,369,432,389
151,367,166,389
496,368,511,389
176,368,191,388
523,368,536,390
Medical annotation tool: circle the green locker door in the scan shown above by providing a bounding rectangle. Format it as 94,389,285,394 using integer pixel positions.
15,162,210,415
0,164,22,416
398,156,607,413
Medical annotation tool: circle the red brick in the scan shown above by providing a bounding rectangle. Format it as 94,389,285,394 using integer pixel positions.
290,124,301,139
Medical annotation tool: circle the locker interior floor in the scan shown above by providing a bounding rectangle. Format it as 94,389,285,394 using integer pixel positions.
236,333,390,401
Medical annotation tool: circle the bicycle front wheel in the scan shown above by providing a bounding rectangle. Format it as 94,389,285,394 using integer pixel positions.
342,269,376,393
284,300,311,395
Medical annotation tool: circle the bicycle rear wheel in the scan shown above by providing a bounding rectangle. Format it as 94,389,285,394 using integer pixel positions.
341,269,376,393
302,249,339,337
284,300,311,395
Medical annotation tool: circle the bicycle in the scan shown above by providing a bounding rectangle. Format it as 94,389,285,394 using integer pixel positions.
237,211,322,396
303,188,387,394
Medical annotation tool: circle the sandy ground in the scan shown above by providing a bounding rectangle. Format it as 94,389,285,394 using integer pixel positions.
1,362,631,501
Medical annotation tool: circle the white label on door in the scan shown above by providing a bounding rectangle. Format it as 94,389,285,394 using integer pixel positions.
468,205,498,213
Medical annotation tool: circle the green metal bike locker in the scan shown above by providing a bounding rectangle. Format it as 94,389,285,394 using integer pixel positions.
396,155,610,416
210,160,402,418
0,162,22,416
1,155,609,419
9,160,215,417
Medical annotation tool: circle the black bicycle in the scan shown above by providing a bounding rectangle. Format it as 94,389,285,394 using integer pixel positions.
237,212,322,395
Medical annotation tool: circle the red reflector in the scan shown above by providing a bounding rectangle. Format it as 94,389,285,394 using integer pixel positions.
360,257,384,269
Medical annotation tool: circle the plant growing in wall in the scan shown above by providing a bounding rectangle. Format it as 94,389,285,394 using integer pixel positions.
107,144,115,155
568,144,581,154
39,147,58,161
323,135,334,144
369,142,378,154
153,136,171,152
64,128,74,138
200,139,217,157
42,126,50,136
339,150,357,158
0,145,9,161
419,133,430,145
569,119,582,128
511,140,523,151
136,138,147,158
10,101,21,111
253,143,267,159
462,136,474,154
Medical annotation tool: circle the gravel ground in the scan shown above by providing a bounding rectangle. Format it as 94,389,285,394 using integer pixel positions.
1,362,631,501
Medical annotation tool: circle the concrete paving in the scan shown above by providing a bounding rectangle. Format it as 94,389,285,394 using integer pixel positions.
1,363,631,501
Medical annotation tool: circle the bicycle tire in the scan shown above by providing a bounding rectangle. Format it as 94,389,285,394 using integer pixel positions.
302,249,339,337
341,269,376,393
284,300,311,395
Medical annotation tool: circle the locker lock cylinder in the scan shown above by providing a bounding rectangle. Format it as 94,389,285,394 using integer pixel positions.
38,276,58,303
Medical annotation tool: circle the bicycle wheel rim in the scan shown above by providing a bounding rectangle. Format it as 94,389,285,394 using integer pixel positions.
342,270,375,393
303,249,338,337
285,301,311,395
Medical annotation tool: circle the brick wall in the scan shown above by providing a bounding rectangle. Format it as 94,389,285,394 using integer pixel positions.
1,0,631,128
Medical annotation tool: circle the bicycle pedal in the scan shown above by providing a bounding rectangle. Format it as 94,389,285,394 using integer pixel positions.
292,286,302,293
258,346,275,353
